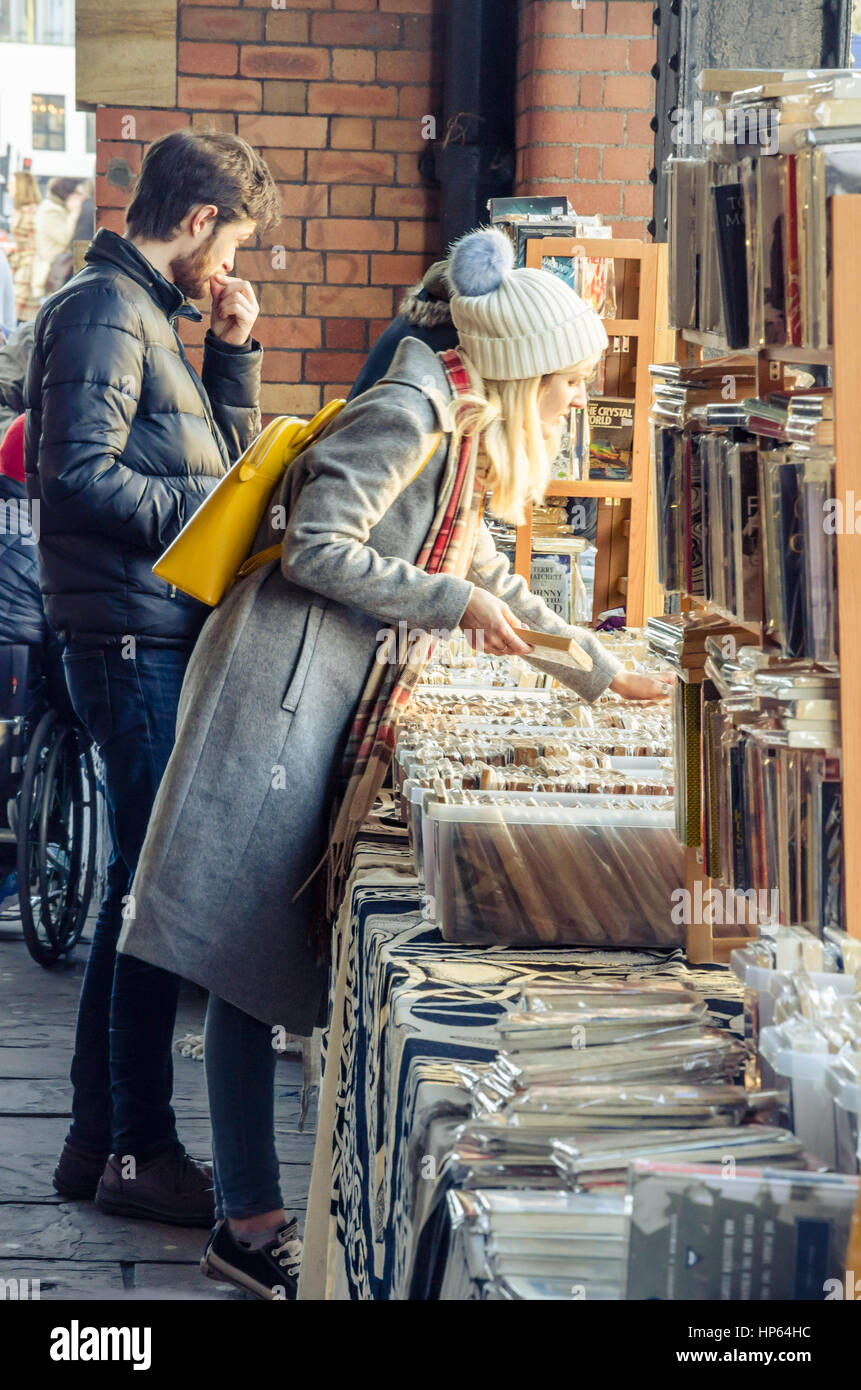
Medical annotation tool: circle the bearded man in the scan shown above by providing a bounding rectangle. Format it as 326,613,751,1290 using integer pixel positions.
25,130,280,1225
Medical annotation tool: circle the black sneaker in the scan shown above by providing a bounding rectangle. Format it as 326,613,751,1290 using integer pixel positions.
95,1143,215,1227
53,1140,110,1201
200,1219,302,1300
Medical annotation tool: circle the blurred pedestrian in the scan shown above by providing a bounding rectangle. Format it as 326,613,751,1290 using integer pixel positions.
348,259,457,399
32,177,81,301
0,249,16,336
73,179,96,246
8,171,41,321
0,320,36,442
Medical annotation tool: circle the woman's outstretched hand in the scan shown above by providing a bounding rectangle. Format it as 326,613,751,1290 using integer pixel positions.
609,669,676,701
460,590,535,657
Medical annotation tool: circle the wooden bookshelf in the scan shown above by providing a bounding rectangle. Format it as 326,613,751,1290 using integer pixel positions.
674,196,861,959
515,237,674,626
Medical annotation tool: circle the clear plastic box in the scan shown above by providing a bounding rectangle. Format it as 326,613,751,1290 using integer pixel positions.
428,802,685,948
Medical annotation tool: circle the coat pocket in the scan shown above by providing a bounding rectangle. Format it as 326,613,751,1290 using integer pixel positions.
281,602,325,713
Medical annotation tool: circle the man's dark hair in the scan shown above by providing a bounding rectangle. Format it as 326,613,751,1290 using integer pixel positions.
48,177,80,201
125,129,282,241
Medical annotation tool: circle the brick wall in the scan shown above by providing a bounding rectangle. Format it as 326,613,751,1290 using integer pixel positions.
515,0,657,236
92,0,658,414
94,0,445,414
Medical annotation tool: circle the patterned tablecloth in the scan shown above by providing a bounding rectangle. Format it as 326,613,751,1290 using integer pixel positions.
298,821,744,1302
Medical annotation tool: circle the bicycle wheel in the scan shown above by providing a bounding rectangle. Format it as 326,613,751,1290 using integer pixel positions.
38,724,97,957
17,709,61,965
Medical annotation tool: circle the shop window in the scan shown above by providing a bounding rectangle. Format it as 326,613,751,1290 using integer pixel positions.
0,0,74,44
32,94,66,151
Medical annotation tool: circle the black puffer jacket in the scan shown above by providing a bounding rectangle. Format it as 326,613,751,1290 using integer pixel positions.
0,473,48,648
24,229,263,646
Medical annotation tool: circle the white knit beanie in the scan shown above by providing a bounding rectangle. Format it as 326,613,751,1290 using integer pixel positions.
445,226,608,381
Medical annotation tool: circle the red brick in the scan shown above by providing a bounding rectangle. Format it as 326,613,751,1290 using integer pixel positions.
181,7,263,41
374,120,424,152
277,183,329,217
394,152,425,184
578,73,604,107
530,73,580,108
519,146,576,181
285,251,325,282
571,181,622,215
263,384,322,418
538,110,625,145
323,253,368,285
397,219,440,253
260,351,303,381
246,0,329,7
604,73,653,109
238,114,328,147
329,185,373,216
534,35,628,72
334,0,377,8
607,2,655,35
96,108,189,141
179,41,238,76
96,141,142,176
241,47,330,80
398,86,441,120
371,252,427,283
235,248,296,281
532,1,584,36
310,13,400,46
258,148,306,181
332,48,376,82
178,77,262,112
307,148,394,184
304,351,367,383
307,218,394,251
403,14,442,49
323,382,353,405
377,50,436,84
602,146,652,181
192,111,237,133
329,117,374,149
96,207,126,234
582,1,608,34
267,217,304,249
325,318,367,349
628,37,658,71
308,83,398,117
378,0,434,10
95,175,131,209
626,112,657,144
309,285,394,318
264,11,310,43
263,80,308,114
375,186,438,218
265,318,322,350
623,183,654,217
257,283,304,318
369,318,390,345
577,146,601,180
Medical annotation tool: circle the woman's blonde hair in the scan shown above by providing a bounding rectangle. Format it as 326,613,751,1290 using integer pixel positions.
13,172,40,208
450,351,596,525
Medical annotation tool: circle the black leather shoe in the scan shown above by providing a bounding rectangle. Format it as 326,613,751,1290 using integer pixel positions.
95,1144,215,1227
53,1141,110,1200
200,1219,302,1300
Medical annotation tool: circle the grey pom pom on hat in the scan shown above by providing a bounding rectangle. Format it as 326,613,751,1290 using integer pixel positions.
446,226,608,381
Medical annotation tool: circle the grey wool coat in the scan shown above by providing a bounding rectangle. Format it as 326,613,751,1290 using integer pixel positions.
117,337,622,1034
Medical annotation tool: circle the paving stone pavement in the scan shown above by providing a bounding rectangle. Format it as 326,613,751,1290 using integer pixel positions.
0,907,316,1301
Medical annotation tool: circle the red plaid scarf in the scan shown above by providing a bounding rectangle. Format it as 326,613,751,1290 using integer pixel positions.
322,347,486,918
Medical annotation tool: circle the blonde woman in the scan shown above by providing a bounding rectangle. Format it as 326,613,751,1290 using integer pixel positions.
118,227,674,1298
8,172,41,321
31,177,81,301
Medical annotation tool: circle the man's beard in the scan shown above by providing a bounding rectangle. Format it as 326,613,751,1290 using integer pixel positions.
168,238,218,300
